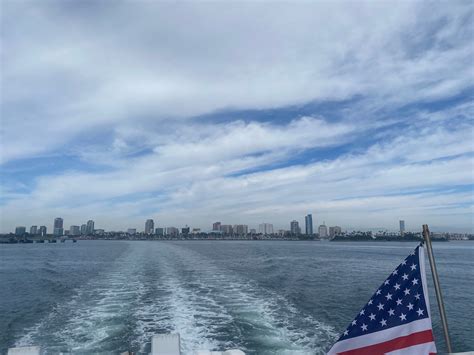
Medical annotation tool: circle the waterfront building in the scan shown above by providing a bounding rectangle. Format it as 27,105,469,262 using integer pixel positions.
145,219,154,234
166,227,179,237
182,226,190,235
15,226,26,235
192,228,201,234
69,225,80,236
249,228,257,234
127,228,137,235
30,225,38,235
95,229,105,235
329,226,342,238
221,225,233,235
54,217,64,236
399,220,405,237
39,226,47,236
234,224,248,235
318,223,328,238
258,223,273,235
155,228,164,236
305,214,313,235
212,222,221,231
80,224,87,235
290,220,301,235
86,220,95,235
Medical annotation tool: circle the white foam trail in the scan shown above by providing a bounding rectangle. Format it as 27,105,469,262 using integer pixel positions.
137,242,338,355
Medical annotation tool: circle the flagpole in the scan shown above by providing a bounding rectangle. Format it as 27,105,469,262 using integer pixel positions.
422,224,453,353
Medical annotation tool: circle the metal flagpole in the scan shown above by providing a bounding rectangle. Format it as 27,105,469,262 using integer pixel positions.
422,224,453,353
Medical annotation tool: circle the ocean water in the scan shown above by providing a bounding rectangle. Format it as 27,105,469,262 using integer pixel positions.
0,241,472,354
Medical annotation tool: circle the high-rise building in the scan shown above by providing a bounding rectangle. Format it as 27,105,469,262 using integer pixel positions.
53,217,64,236
30,225,38,235
86,220,95,235
15,226,26,235
399,220,405,237
233,225,248,235
290,220,301,235
329,226,342,238
145,219,154,234
127,228,137,235
155,228,164,236
318,224,328,238
69,225,80,236
305,214,313,235
166,227,179,236
80,224,87,235
221,225,233,235
39,226,47,236
258,223,273,235
182,226,190,235
212,222,221,231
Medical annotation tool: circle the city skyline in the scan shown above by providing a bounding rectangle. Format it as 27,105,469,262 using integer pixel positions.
1,2,473,233
7,215,453,235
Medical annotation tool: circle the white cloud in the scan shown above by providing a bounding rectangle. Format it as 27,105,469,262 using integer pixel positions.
1,1,473,232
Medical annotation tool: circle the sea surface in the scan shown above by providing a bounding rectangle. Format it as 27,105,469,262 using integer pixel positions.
0,241,472,354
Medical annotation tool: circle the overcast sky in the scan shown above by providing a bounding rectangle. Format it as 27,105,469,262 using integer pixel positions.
1,1,473,233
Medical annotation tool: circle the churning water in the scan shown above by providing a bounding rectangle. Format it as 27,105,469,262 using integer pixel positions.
1,241,472,354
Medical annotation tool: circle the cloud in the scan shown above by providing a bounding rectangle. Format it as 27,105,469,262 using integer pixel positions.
1,1,473,232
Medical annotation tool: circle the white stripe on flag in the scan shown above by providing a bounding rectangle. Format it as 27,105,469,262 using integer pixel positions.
327,318,433,354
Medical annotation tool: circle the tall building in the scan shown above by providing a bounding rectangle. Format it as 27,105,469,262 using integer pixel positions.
39,226,47,236
30,225,38,235
329,226,342,238
15,226,26,235
212,222,221,231
234,224,248,235
399,220,405,237
305,214,313,235
69,225,80,236
155,228,164,236
53,217,64,236
290,220,301,235
182,226,190,235
80,224,87,235
221,225,233,235
258,223,273,235
318,223,328,238
145,219,154,234
86,220,95,235
166,227,179,236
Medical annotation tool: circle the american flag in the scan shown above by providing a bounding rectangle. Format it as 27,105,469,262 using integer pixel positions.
328,244,437,354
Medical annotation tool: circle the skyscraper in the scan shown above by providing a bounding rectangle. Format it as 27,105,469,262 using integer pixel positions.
258,223,273,235
212,222,221,231
234,225,248,235
30,225,38,235
318,223,328,238
305,214,313,235
399,220,405,237
53,217,64,236
69,225,80,236
145,219,154,234
39,226,47,236
290,220,301,235
220,225,233,235
80,224,87,235
86,220,95,235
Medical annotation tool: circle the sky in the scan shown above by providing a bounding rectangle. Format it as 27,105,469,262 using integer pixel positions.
1,1,473,233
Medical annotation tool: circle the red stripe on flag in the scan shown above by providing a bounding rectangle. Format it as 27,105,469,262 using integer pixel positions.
338,329,434,355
